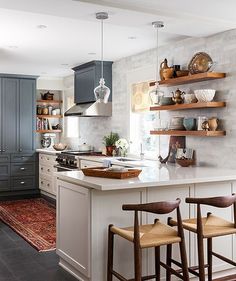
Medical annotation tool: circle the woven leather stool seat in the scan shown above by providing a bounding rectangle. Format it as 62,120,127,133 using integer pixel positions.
182,214,236,238
111,220,181,248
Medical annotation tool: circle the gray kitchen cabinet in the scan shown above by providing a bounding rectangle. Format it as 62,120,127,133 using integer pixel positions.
73,60,113,104
0,74,38,196
1,78,19,153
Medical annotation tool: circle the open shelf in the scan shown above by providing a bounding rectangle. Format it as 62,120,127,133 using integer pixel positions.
37,100,63,104
37,115,63,118
150,101,226,111
149,72,226,87
150,130,226,137
36,130,62,133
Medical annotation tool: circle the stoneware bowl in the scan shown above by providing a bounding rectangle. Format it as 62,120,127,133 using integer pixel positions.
194,89,216,102
183,118,197,131
53,143,67,151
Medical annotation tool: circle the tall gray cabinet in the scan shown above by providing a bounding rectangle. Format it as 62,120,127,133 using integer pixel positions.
0,74,38,197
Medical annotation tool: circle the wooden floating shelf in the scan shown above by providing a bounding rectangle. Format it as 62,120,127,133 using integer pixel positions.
37,100,63,104
150,130,226,137
37,115,63,118
149,72,226,87
36,130,62,133
150,102,226,111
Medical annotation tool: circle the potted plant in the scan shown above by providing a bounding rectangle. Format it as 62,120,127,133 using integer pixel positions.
115,138,129,157
103,132,120,156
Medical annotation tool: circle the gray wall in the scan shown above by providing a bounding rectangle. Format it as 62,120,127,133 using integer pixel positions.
64,28,236,168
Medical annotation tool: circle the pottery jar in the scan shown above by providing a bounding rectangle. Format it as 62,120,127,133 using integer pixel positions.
208,117,219,131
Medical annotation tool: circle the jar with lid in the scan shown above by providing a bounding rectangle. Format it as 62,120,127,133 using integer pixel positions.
42,106,49,115
37,105,42,115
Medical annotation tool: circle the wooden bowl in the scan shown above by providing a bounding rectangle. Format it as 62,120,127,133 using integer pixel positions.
176,70,189,77
176,159,194,167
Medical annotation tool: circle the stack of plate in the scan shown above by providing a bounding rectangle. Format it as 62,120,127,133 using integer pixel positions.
169,117,185,130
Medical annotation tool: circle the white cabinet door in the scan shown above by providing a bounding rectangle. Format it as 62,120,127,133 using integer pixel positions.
193,181,234,273
80,160,103,169
57,180,91,278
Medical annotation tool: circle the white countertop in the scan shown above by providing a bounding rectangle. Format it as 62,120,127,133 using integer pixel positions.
56,165,236,191
36,148,60,155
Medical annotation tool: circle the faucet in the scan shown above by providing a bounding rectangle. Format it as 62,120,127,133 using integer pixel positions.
140,143,145,160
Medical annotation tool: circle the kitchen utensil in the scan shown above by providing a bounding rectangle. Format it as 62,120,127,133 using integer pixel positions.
184,93,197,104
208,117,219,131
197,116,208,131
172,88,185,104
53,143,67,151
169,117,185,130
159,96,175,106
176,70,189,77
188,52,213,74
78,143,93,152
162,67,174,80
183,118,197,131
176,148,194,160
194,89,216,102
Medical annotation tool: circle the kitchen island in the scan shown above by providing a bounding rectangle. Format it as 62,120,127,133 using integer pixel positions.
56,165,236,281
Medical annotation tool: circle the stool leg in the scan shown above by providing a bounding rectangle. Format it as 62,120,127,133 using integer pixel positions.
134,244,142,281
107,225,114,281
179,240,189,281
197,234,205,281
166,244,172,281
207,238,213,281
155,246,161,281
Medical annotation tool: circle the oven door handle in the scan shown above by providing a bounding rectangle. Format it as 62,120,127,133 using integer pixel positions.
54,165,77,171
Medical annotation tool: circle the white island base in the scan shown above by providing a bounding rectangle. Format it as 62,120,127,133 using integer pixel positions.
56,166,236,281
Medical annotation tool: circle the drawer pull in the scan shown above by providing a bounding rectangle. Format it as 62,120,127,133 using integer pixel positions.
20,167,25,171
47,158,50,161
41,167,43,170
47,183,50,187
47,169,50,172
41,181,44,184
20,181,25,185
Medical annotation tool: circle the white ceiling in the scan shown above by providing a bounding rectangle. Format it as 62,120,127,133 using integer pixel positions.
0,0,235,77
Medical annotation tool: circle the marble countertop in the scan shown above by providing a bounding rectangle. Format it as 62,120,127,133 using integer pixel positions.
36,148,60,155
56,165,236,191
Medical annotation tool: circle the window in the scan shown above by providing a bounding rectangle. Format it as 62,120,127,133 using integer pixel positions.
129,81,159,159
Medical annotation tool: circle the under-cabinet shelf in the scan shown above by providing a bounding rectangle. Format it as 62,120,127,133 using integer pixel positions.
37,115,63,118
150,130,226,137
150,102,226,111
37,100,63,104
149,72,226,87
36,130,62,133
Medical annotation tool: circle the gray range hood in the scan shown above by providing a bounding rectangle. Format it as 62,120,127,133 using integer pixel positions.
64,101,112,117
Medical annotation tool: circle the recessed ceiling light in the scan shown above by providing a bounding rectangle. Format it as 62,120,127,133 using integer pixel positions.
128,36,137,40
41,72,47,75
88,52,96,55
61,63,69,66
8,45,18,49
37,25,47,29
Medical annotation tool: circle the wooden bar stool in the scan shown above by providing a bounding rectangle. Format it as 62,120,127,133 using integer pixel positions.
170,194,236,281
107,199,189,281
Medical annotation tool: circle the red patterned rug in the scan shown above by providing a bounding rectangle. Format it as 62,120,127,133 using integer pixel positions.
0,198,56,252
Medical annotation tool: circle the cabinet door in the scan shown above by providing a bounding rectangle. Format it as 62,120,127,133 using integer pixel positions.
19,79,36,152
2,78,19,153
74,66,95,104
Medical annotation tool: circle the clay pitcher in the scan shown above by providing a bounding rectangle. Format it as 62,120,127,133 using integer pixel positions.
208,117,219,131
159,58,169,81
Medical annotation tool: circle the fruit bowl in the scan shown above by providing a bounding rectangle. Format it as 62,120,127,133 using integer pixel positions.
53,143,67,151
194,89,216,102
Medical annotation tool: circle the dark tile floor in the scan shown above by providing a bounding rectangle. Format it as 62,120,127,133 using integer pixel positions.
0,221,78,281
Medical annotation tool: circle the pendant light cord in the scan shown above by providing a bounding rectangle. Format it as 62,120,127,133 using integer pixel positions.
101,18,104,80
155,26,159,88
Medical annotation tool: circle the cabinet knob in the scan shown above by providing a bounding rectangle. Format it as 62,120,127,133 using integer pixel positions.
41,167,43,170
2,149,5,152
47,183,50,187
47,169,50,172
20,167,25,171
41,181,44,184
20,181,25,185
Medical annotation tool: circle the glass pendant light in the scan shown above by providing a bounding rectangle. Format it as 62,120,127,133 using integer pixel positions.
94,12,110,103
149,21,164,105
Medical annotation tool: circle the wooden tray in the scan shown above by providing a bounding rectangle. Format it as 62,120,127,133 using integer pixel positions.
81,167,142,179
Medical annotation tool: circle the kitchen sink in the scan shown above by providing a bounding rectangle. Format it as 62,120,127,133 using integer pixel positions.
116,158,139,162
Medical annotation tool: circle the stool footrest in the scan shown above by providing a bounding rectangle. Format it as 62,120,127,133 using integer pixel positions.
128,274,156,281
159,261,185,280
212,251,236,266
